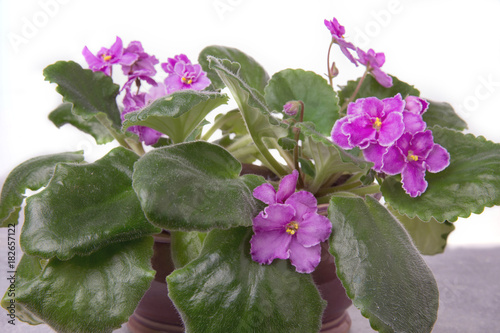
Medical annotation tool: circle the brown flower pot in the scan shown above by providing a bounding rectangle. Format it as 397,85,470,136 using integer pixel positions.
128,206,351,333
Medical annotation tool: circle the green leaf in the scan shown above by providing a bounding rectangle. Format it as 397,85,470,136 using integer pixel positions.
123,90,228,144
132,141,265,231
0,151,84,227
388,206,455,255
423,100,468,131
167,227,325,333
328,195,439,333
48,103,115,144
338,74,420,106
208,56,289,176
264,69,340,135
2,255,45,325
22,147,159,260
199,45,270,93
43,61,122,128
170,231,206,268
11,237,155,333
381,126,500,222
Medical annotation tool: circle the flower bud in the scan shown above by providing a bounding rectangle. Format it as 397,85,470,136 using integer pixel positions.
329,62,339,78
283,101,301,116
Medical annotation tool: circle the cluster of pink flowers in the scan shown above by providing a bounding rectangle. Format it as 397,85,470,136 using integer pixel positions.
82,37,211,145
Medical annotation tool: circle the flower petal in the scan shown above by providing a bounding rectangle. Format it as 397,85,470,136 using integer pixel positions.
276,170,299,203
402,111,427,135
288,241,322,273
401,162,428,197
253,183,277,205
343,115,376,148
378,111,404,146
382,145,406,175
381,93,404,116
363,143,388,172
252,204,295,233
371,67,393,88
250,230,291,264
296,213,332,247
425,144,450,173
285,191,318,220
411,131,435,158
331,117,353,149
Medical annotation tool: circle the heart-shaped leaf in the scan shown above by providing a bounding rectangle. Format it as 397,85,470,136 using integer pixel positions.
381,126,500,222
132,141,265,231
48,103,115,144
328,194,439,333
6,237,154,333
388,206,455,255
0,151,84,227
22,147,159,260
199,45,270,93
264,69,340,135
167,227,325,333
122,90,228,144
43,61,122,128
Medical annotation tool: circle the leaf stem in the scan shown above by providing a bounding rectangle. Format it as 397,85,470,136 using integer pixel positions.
201,110,240,141
326,40,335,88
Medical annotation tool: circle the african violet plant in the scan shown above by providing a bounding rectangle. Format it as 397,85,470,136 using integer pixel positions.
1,16,500,333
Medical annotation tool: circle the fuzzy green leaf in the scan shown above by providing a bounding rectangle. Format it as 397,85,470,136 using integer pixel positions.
264,69,340,135
48,103,115,144
423,100,468,131
170,231,207,268
0,151,84,227
328,194,439,333
132,141,265,231
6,238,154,333
167,227,325,333
381,126,500,222
43,61,122,128
21,147,159,260
123,90,228,144
199,45,270,93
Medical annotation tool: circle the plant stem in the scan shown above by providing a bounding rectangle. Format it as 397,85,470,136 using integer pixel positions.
292,101,305,188
226,134,253,152
326,39,335,88
339,67,369,115
201,111,240,141
316,180,363,196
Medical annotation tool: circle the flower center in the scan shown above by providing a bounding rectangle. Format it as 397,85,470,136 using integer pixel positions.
286,221,299,235
102,54,112,61
407,150,419,161
372,117,382,131
181,77,193,85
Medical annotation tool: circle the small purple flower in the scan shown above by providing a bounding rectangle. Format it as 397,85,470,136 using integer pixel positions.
121,85,166,145
356,48,392,88
161,54,211,93
331,94,405,170
121,41,159,89
82,37,138,76
324,17,358,66
250,170,332,273
402,96,429,135
382,130,450,197
282,101,301,116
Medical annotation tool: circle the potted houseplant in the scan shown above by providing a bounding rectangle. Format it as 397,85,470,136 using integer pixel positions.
1,16,499,333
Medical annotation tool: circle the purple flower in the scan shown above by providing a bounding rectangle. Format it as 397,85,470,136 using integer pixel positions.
402,96,429,135
331,94,405,170
121,85,166,145
324,17,358,66
82,37,138,76
250,170,332,273
382,130,450,197
121,41,159,89
161,54,211,93
282,101,301,116
356,48,392,88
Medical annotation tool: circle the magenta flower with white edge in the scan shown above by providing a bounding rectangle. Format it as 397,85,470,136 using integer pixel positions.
324,17,358,66
161,54,211,93
402,96,429,135
356,48,392,88
382,130,450,197
250,170,332,273
121,41,159,89
82,37,138,76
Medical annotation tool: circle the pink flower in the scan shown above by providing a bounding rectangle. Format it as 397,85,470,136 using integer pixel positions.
161,54,211,93
250,170,332,273
356,48,392,88
324,17,358,66
121,41,159,89
82,37,138,76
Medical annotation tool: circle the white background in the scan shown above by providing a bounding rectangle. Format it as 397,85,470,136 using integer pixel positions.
1,0,499,249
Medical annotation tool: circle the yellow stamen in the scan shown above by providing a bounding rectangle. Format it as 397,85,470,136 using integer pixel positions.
286,221,299,235
102,54,112,61
181,77,193,85
407,151,419,161
373,117,382,130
